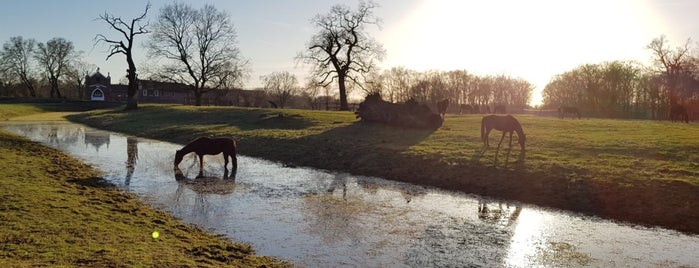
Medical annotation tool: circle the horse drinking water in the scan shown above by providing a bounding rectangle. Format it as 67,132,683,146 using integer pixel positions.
481,115,526,151
174,137,237,177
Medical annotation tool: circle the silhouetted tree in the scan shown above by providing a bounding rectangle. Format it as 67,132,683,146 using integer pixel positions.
96,3,150,110
261,71,298,109
35,37,75,98
1,36,37,97
299,1,385,111
65,59,96,100
646,35,696,103
147,2,248,106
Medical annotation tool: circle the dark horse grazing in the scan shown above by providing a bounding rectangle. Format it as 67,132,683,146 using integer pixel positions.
481,115,526,151
174,137,237,177
558,106,580,119
669,104,689,123
437,98,450,118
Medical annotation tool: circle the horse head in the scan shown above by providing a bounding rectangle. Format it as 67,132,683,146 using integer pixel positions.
518,133,526,151
174,149,184,169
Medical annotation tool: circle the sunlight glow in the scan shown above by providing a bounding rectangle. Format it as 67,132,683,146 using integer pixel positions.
504,209,545,265
380,0,667,106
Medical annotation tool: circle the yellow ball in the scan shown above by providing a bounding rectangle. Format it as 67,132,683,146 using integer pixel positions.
152,231,160,239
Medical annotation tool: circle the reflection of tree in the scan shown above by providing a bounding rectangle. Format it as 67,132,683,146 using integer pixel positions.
172,182,214,225
171,176,236,225
125,136,138,186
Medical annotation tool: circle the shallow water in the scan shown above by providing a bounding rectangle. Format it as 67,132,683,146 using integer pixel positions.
3,121,699,267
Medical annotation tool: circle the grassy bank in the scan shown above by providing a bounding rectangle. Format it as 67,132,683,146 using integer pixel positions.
0,106,288,267
62,104,699,234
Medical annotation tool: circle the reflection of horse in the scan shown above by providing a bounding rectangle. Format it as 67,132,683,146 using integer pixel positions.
437,99,450,118
481,115,526,151
478,199,522,226
558,106,580,119
669,104,689,123
174,137,237,177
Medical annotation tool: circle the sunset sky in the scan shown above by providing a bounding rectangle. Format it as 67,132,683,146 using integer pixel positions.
1,0,697,105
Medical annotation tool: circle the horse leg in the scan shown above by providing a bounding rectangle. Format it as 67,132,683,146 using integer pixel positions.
483,128,492,148
508,131,513,149
198,154,204,177
223,153,229,173
497,131,506,150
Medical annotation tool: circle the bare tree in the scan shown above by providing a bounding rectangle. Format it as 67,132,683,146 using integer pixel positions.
1,36,37,97
35,37,75,98
65,59,96,100
95,3,150,110
298,1,385,111
646,35,695,103
261,71,299,109
147,2,248,106
301,78,322,109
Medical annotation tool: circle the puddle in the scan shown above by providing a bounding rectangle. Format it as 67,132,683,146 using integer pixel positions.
2,122,699,267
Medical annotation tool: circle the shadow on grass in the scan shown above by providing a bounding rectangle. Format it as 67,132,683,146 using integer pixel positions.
67,106,316,131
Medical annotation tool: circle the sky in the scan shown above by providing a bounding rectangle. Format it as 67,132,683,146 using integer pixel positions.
1,0,698,105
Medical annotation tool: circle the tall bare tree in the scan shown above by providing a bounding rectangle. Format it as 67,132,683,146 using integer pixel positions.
646,35,695,103
1,36,37,97
261,71,299,109
298,1,385,111
96,3,150,110
35,38,75,98
147,2,248,106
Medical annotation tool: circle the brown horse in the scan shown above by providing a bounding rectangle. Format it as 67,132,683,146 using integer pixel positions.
481,115,526,151
437,99,450,118
669,104,689,123
558,106,580,119
174,137,237,177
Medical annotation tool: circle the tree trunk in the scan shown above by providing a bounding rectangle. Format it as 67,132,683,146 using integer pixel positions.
125,54,139,110
195,91,203,106
338,74,349,111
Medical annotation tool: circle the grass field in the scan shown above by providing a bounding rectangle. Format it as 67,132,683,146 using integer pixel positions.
0,104,289,267
64,103,699,234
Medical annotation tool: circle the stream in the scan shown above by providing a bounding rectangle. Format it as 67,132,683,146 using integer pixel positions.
2,121,698,267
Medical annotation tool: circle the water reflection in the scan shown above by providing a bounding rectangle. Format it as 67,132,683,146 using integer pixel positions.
125,137,138,186
2,122,699,267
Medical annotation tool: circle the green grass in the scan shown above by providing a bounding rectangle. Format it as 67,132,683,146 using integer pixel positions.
0,105,289,267
62,103,699,234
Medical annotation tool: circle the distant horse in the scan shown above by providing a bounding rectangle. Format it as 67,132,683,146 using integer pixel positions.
481,115,526,151
174,137,237,177
558,106,581,119
493,104,507,114
437,99,450,118
669,104,689,123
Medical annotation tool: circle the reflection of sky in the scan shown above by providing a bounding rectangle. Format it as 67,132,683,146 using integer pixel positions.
2,122,699,267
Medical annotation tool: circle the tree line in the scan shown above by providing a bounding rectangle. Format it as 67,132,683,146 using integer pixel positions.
543,35,699,119
1,1,697,120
